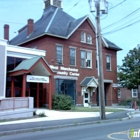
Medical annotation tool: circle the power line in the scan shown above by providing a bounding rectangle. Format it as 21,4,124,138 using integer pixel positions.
108,0,126,10
102,7,140,31
102,18,140,36
103,13,140,33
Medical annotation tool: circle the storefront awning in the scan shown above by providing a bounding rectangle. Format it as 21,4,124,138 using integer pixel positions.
8,56,55,76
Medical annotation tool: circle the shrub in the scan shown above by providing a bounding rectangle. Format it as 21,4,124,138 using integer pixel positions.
118,98,133,106
52,94,73,110
38,112,46,117
136,99,140,106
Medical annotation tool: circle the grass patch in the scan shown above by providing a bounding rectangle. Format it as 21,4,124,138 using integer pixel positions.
68,107,124,112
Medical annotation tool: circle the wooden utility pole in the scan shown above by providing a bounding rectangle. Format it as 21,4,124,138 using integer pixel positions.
96,1,106,120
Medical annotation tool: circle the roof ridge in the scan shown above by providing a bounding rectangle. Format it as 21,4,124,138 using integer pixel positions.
45,7,59,32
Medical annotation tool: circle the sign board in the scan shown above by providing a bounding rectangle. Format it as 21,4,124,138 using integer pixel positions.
26,75,49,83
112,83,118,88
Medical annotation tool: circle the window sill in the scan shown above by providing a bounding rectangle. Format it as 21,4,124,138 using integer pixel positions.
80,41,86,43
87,43,92,45
55,63,64,65
69,65,77,67
132,96,137,98
80,66,92,69
106,70,112,71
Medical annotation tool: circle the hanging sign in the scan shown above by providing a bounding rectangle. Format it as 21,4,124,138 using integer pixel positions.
26,75,49,83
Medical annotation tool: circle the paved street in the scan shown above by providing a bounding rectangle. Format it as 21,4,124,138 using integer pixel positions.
0,118,140,140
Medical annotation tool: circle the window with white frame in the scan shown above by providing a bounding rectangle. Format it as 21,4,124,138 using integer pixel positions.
118,89,121,98
106,54,111,71
81,50,92,68
56,45,63,64
86,51,92,68
81,50,86,67
81,32,86,43
132,89,137,97
70,48,76,66
81,32,92,44
87,34,92,44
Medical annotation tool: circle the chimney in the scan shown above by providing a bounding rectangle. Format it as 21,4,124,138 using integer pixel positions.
27,19,34,36
4,24,9,40
44,0,63,9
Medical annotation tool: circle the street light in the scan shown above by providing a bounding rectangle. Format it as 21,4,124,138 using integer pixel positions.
88,0,108,120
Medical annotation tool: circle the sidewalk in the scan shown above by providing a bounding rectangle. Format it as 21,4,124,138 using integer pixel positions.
0,108,139,136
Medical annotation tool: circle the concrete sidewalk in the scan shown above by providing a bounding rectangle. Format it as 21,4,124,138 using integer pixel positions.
0,107,140,136
0,107,139,126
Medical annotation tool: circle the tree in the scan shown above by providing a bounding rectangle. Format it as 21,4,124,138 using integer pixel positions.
118,45,140,89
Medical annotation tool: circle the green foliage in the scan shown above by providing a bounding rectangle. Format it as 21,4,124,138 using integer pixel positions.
118,98,133,106
136,99,140,106
52,94,73,110
118,46,140,89
38,112,46,117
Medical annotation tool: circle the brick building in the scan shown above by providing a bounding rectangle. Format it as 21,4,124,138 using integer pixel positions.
5,0,122,108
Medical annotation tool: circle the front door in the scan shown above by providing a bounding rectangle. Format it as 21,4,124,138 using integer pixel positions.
83,92,90,107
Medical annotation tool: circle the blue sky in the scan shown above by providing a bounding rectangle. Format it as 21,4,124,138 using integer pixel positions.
0,0,140,66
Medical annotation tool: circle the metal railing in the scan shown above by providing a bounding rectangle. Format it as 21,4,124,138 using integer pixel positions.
0,97,29,111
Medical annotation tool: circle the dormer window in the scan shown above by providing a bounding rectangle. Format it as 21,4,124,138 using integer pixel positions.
81,32,86,43
87,34,92,44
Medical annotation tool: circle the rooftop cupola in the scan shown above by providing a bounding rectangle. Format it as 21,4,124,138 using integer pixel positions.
44,0,63,9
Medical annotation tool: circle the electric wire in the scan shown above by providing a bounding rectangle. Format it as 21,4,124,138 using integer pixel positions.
102,7,140,31
108,0,126,10
102,18,140,36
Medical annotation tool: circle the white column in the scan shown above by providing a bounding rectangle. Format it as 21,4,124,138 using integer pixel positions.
0,39,7,98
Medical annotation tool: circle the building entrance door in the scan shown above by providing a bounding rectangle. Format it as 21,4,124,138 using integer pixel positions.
83,92,90,107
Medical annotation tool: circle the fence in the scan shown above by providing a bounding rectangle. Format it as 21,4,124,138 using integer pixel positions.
0,97,30,111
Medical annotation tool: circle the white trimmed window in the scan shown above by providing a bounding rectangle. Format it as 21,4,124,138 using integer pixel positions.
106,54,111,71
56,44,63,64
132,89,137,97
87,34,92,44
118,89,121,98
81,50,92,68
70,48,76,66
81,32,86,43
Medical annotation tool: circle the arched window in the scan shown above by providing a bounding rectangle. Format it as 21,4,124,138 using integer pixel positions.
87,34,92,44
81,32,86,43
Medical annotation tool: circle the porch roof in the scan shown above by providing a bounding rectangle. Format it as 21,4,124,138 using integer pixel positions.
8,56,55,76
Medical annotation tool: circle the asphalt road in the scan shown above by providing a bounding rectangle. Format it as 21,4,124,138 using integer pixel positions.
0,118,140,140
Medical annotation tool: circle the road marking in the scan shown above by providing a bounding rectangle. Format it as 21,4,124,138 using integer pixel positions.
108,128,140,140
108,131,127,140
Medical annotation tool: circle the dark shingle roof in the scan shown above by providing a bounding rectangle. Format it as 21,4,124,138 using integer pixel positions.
9,6,86,45
9,6,122,51
104,38,122,51
80,77,93,86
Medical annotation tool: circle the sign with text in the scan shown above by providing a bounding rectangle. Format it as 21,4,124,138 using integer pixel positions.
50,65,80,76
26,75,49,83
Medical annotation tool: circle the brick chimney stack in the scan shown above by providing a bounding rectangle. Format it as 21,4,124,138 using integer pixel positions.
4,24,9,40
27,19,34,36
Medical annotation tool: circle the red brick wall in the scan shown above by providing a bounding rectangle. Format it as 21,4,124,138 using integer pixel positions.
119,88,138,101
20,19,118,105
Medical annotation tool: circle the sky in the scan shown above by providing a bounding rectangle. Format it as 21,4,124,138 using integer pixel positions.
0,0,140,66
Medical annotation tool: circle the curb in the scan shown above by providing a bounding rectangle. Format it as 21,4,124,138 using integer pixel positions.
0,117,131,137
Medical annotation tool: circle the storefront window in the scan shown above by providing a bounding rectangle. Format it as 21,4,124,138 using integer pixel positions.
56,79,76,104
7,57,14,71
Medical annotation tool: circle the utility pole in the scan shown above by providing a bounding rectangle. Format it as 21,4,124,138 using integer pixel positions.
88,0,107,120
